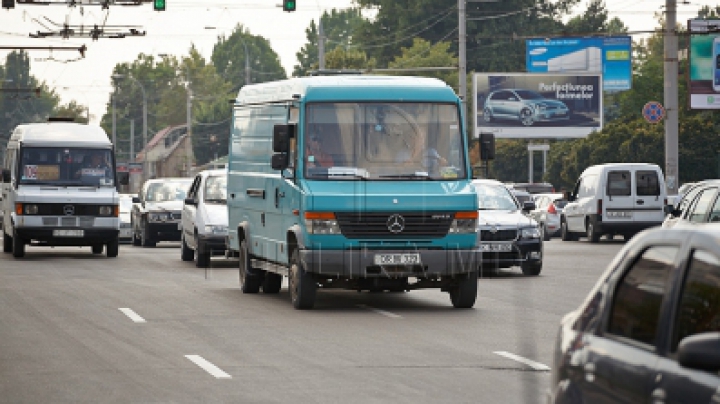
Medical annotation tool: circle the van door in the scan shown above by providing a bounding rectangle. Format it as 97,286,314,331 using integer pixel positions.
1,148,16,236
604,170,634,227
567,174,597,232
182,175,201,248
634,169,665,224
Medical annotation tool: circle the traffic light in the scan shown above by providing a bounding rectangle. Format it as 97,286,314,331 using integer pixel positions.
479,132,495,161
2,0,15,9
153,0,165,11
282,0,295,12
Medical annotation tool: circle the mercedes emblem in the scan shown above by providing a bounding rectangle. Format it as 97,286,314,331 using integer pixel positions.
63,205,75,216
386,214,405,234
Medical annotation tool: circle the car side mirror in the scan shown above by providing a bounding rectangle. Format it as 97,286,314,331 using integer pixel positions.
132,196,140,204
522,201,536,212
678,332,720,371
117,172,129,186
1,168,10,183
184,197,196,206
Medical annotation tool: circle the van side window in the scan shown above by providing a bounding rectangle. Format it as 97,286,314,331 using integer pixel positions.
636,170,660,196
607,171,631,196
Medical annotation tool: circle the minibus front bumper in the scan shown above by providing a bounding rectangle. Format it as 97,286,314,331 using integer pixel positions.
16,227,119,246
299,248,480,278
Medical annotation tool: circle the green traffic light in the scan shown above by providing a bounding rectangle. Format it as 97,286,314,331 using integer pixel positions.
154,0,165,11
283,0,295,12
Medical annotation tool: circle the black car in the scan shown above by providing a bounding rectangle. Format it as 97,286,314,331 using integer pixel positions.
131,177,192,247
471,179,543,276
549,226,720,403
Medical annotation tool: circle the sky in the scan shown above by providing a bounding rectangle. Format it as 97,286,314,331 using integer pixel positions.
0,0,718,125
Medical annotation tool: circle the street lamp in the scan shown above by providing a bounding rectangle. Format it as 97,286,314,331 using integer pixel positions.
204,26,251,85
112,74,147,165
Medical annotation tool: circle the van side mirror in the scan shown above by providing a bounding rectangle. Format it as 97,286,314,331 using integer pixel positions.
678,332,720,371
271,153,289,171
1,169,10,183
273,124,295,153
117,172,129,186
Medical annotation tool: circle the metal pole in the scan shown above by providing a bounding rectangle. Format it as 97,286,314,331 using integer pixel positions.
112,87,116,148
529,150,534,184
458,0,467,135
664,0,679,194
243,41,251,85
186,72,193,177
543,149,547,180
319,18,326,70
130,119,135,165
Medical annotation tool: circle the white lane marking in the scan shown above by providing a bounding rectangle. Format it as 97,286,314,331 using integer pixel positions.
356,304,402,319
494,351,550,371
118,308,146,323
185,355,232,379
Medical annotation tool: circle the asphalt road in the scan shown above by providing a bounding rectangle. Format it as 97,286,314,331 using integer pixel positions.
0,237,625,404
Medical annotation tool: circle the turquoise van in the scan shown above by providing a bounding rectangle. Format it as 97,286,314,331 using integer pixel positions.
226,75,480,309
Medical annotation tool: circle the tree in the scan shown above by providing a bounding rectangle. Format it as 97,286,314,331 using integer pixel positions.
387,38,457,86
293,8,366,76
324,46,375,70
53,100,89,124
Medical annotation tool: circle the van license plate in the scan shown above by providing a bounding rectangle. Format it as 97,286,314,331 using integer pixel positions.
480,243,512,252
374,254,421,265
53,230,84,237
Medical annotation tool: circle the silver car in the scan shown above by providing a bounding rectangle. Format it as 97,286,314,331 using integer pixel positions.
482,89,569,126
528,193,567,241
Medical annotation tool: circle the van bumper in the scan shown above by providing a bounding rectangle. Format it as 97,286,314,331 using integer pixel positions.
146,222,181,241
16,227,119,246
299,248,480,277
595,220,662,234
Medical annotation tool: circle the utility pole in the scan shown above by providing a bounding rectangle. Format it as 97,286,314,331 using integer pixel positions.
664,0,679,194
130,119,135,166
318,18,326,70
458,0,466,136
186,73,193,177
112,86,117,150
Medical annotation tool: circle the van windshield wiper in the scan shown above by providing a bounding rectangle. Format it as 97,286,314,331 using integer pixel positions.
315,172,367,180
379,173,432,180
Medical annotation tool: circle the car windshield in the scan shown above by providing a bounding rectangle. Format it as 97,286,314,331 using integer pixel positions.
204,175,227,204
145,181,191,202
515,90,544,100
302,102,467,181
18,147,115,187
474,184,519,210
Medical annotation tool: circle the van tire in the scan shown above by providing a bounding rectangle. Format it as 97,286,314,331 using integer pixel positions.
3,230,12,253
561,219,577,241
262,272,282,294
521,261,542,276
289,249,316,309
586,220,600,243
180,235,194,261
239,239,261,294
449,270,478,309
12,230,24,258
141,223,156,248
106,238,119,258
92,245,103,254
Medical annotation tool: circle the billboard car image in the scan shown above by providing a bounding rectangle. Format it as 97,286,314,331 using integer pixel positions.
474,73,602,139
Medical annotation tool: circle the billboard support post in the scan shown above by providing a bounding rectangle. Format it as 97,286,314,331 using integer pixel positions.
528,144,550,184
665,0,679,194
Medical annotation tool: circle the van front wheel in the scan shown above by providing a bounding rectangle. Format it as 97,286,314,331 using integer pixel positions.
3,230,12,253
586,221,600,243
289,249,316,309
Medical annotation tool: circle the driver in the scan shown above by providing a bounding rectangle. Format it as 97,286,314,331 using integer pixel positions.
305,126,335,168
76,152,111,178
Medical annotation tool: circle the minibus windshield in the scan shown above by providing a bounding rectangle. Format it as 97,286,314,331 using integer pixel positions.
303,102,467,181
18,147,115,187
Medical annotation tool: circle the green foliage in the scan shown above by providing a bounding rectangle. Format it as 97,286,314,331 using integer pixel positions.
386,38,457,86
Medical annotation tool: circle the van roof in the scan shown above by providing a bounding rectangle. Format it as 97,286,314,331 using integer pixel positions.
11,123,112,148
236,75,458,105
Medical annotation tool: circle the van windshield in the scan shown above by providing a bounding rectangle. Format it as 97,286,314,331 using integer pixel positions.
18,147,115,187
303,102,467,181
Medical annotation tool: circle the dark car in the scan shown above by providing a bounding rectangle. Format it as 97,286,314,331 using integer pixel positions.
548,226,720,403
663,179,720,229
471,179,543,276
131,177,192,247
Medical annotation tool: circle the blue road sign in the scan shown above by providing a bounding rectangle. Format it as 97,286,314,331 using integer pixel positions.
643,101,665,123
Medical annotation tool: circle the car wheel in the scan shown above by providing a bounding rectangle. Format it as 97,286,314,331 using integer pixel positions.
520,108,535,126
483,107,493,123
12,230,24,258
448,270,478,308
3,230,12,253
289,249,317,309
141,222,156,248
262,272,282,294
542,223,552,241
586,220,600,243
106,238,119,258
239,239,261,294
180,235,194,261
561,219,575,241
132,221,141,246
521,261,542,276
92,245,104,254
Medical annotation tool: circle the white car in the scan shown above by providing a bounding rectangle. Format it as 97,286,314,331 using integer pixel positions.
118,194,136,242
180,169,228,268
528,193,567,240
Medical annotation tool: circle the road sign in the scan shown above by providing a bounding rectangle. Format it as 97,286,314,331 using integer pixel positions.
643,101,665,124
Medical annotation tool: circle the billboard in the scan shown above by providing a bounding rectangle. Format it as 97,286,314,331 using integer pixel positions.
526,36,632,91
688,20,720,109
473,73,603,139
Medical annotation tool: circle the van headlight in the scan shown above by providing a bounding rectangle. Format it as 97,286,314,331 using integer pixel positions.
204,225,228,235
99,206,113,216
304,212,340,235
24,204,38,215
521,227,541,239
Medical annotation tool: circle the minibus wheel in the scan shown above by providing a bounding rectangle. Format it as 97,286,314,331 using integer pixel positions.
449,270,478,308
239,239,261,293
289,249,316,309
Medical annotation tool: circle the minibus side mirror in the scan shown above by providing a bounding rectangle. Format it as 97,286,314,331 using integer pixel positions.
1,169,10,183
117,172,129,186
273,124,295,153
271,153,289,171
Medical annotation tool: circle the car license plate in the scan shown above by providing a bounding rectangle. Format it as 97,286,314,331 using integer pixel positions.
374,253,421,265
480,243,512,252
53,229,84,237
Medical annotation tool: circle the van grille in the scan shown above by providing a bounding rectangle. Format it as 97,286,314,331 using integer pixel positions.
334,212,453,239
479,229,517,241
61,217,76,227
42,217,59,226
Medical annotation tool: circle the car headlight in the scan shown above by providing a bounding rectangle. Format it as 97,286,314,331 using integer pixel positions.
304,212,340,235
24,204,38,215
521,227,541,239
148,212,170,222
204,225,228,235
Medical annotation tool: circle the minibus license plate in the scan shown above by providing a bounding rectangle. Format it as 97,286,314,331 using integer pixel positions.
53,230,84,237
374,253,421,265
480,243,512,252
